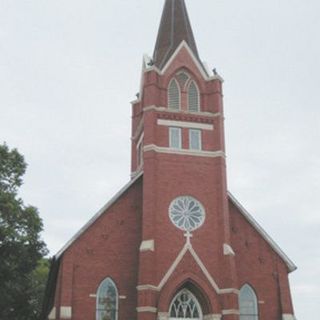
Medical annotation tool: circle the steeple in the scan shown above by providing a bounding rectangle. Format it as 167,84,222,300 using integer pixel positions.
153,0,200,69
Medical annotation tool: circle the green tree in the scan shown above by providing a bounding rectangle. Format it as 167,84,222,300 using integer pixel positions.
0,143,48,320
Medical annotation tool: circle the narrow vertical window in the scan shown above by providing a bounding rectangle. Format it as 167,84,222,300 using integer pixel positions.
96,278,118,320
188,81,200,112
169,127,182,149
239,284,259,320
189,129,202,151
168,79,181,110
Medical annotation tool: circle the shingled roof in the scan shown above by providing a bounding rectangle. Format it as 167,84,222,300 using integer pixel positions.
153,0,201,69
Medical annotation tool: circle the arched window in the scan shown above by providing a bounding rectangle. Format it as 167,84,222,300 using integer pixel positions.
168,79,181,110
169,289,202,319
96,278,118,320
239,284,259,320
188,81,200,112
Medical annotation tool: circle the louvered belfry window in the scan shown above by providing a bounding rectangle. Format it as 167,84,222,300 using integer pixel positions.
168,79,181,110
188,81,200,112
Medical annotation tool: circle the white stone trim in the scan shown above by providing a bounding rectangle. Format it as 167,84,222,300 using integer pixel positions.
136,132,144,148
137,284,159,291
89,294,97,298
158,312,169,320
60,306,72,319
138,44,224,108
223,244,235,256
140,239,155,252
228,192,297,272
55,172,143,258
144,144,225,159
222,309,240,315
144,105,221,118
157,119,214,130
162,42,211,81
204,314,222,320
132,119,144,142
282,314,297,320
156,238,238,295
131,98,140,104
48,307,56,320
137,307,158,313
142,42,225,83
131,166,143,179
158,243,189,289
119,295,127,299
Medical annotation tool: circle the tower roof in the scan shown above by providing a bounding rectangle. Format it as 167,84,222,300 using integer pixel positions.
153,0,201,69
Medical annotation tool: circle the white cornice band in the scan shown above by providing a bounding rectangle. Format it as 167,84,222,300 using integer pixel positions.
157,119,214,130
144,144,225,159
144,105,221,118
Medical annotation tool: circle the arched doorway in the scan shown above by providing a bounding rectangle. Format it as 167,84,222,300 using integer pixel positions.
169,289,203,320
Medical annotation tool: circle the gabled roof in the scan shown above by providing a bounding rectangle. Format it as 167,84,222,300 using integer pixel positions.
55,172,143,259
54,171,296,273
153,0,201,69
228,192,297,273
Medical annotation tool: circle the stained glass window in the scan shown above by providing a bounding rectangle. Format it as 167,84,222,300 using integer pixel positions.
239,284,259,320
169,289,202,319
96,278,118,320
169,196,205,232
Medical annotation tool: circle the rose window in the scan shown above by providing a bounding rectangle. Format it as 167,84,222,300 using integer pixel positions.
169,196,205,232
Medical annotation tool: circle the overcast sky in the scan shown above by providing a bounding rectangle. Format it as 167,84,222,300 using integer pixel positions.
0,0,319,318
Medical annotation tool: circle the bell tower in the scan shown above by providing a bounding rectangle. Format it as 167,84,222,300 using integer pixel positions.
131,1,239,319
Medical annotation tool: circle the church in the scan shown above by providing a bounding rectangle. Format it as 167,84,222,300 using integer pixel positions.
42,1,297,320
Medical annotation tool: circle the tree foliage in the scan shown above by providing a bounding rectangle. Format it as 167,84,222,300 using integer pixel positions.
0,143,48,320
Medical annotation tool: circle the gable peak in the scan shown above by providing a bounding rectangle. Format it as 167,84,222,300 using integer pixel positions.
153,0,201,70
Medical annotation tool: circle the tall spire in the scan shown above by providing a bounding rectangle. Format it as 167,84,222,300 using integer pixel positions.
153,0,200,69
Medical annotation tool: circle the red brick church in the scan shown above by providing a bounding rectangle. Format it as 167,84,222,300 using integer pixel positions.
42,1,297,320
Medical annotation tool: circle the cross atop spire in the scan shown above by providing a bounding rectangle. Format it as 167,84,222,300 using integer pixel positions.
153,0,201,69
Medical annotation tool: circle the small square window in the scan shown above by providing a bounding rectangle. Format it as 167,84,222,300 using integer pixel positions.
169,127,182,149
189,129,202,150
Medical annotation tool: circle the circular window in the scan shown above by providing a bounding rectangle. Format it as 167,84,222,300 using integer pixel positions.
169,196,205,232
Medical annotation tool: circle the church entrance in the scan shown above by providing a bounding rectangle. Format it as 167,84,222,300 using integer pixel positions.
169,289,203,320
